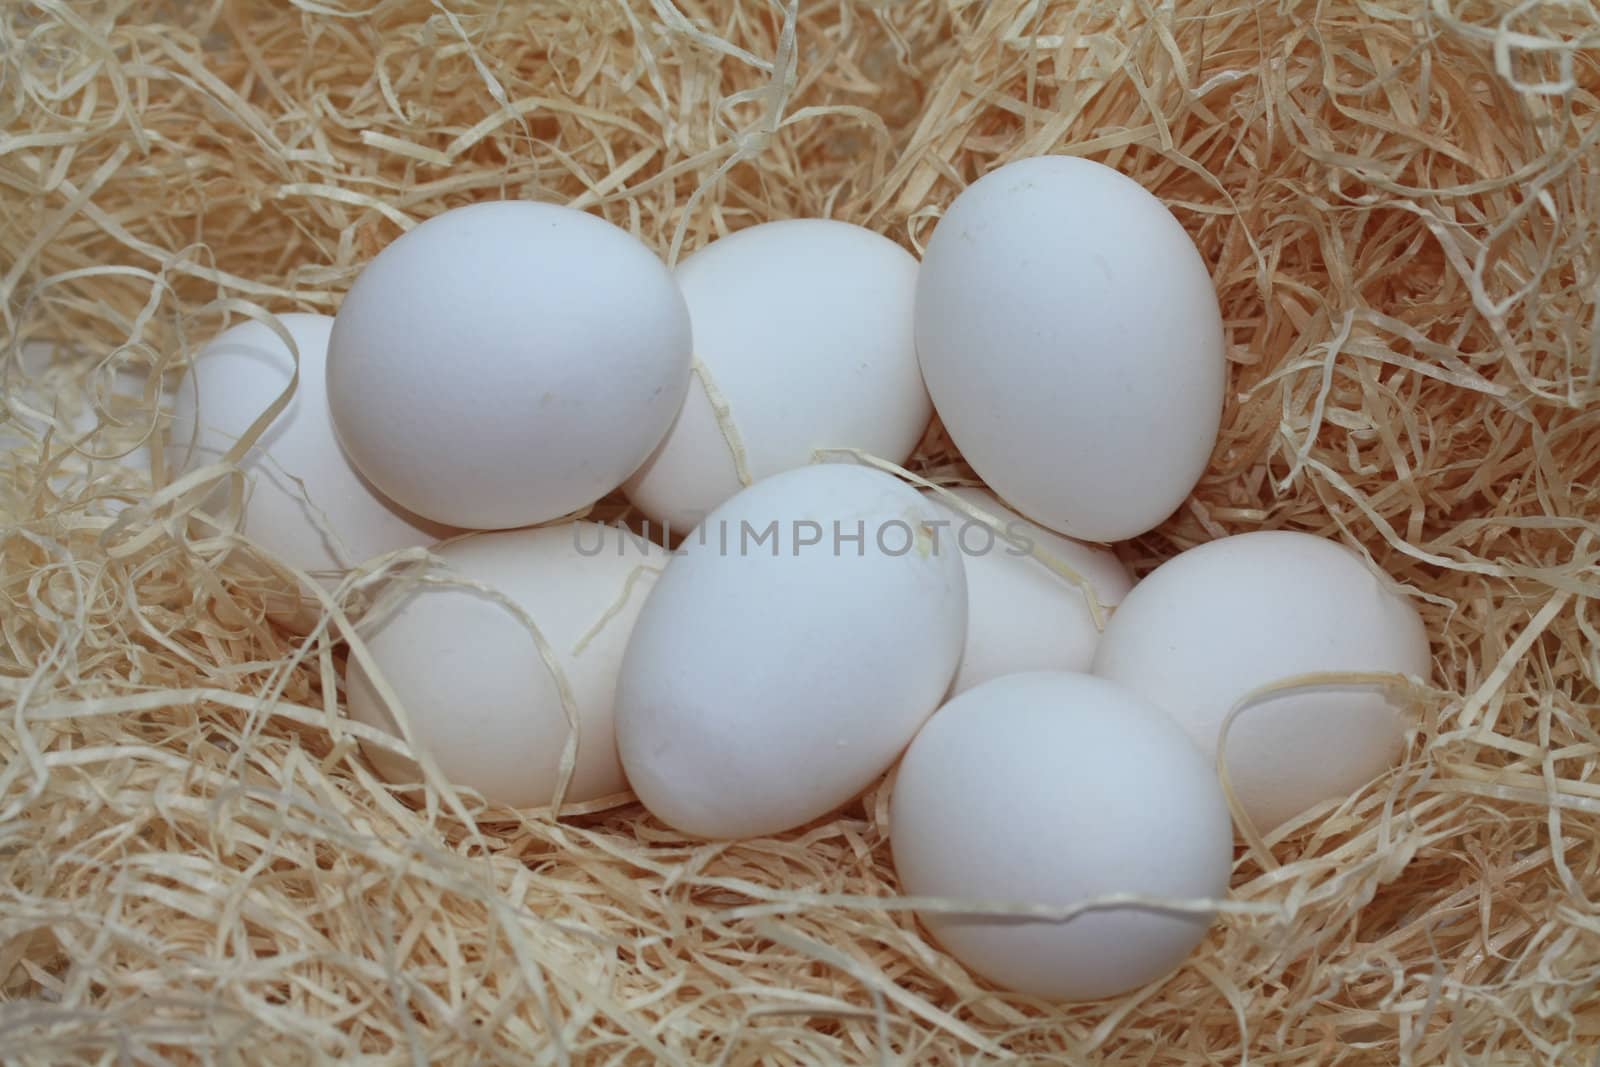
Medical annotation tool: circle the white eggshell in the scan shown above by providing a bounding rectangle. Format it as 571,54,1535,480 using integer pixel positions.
891,671,1233,1001
170,314,450,627
1091,530,1432,831
924,486,1132,694
346,522,668,807
327,201,693,530
615,463,967,839
915,156,1226,541
624,220,930,532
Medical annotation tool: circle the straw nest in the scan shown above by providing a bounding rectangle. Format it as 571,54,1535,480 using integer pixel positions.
4,1,1599,1063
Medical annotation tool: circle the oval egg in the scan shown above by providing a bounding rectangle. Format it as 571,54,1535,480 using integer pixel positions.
924,486,1132,694
327,201,693,530
891,671,1234,1001
625,219,930,533
915,156,1226,541
346,522,668,808
1091,530,1432,831
169,313,451,629
615,463,967,839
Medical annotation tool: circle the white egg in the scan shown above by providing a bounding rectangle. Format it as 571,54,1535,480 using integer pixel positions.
624,219,930,533
615,463,967,839
1091,530,1432,831
891,671,1233,1001
170,314,450,628
915,156,1226,541
924,486,1132,694
327,201,693,530
346,522,667,808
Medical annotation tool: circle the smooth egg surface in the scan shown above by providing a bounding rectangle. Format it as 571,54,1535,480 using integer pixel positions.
346,522,667,808
915,156,1226,541
170,313,451,629
615,463,968,839
327,201,692,530
891,671,1234,1001
625,219,930,533
1092,530,1432,831
923,486,1132,694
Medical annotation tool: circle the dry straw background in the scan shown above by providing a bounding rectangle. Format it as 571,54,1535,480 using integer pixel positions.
4,0,1600,1063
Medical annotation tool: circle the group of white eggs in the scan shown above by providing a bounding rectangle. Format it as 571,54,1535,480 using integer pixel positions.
171,156,1432,1001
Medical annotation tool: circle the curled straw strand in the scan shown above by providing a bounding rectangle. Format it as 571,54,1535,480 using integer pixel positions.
4,0,1600,1063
